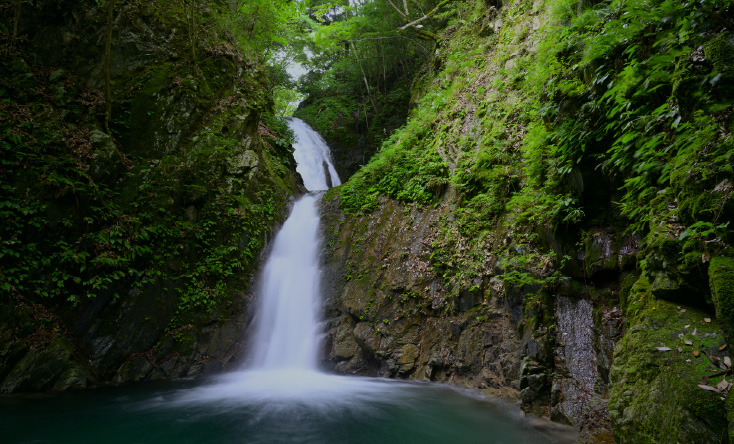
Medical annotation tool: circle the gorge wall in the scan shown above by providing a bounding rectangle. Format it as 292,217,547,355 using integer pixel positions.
0,0,302,392
307,0,734,442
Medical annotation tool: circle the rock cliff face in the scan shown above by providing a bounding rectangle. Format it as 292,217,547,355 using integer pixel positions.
319,178,734,444
319,196,523,390
313,0,734,442
0,0,301,392
318,194,632,441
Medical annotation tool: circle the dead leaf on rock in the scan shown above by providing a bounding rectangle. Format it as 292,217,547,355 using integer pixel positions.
699,384,721,393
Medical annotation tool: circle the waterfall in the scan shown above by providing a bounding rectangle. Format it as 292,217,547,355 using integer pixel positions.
289,117,341,191
142,119,575,444
163,120,576,444
248,118,341,371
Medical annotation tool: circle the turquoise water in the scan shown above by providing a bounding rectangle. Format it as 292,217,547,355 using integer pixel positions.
1,371,575,444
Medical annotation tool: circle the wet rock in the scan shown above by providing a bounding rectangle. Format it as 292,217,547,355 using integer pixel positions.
0,338,89,393
520,372,550,409
396,344,420,374
228,150,259,177
649,271,683,301
353,322,380,355
87,129,123,182
333,320,359,360
552,296,598,424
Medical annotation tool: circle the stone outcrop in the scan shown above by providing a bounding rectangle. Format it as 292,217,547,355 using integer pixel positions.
318,193,632,442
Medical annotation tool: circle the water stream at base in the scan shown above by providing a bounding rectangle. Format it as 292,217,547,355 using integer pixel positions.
0,119,577,444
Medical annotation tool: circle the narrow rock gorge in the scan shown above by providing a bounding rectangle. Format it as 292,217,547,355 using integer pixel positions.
2,0,734,442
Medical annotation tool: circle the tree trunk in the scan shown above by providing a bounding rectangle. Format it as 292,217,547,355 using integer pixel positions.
104,0,114,134
190,0,198,67
350,41,378,115
13,0,21,38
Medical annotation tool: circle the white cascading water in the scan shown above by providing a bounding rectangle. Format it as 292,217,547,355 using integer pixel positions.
249,117,341,371
289,117,341,192
174,117,407,403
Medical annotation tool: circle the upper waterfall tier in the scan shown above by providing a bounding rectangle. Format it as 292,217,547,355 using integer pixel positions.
288,117,341,191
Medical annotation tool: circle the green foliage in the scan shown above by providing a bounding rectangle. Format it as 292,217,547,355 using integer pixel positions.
321,0,733,311
525,0,734,233
0,1,299,322
293,0,453,172
273,86,305,116
339,119,450,213
679,221,732,242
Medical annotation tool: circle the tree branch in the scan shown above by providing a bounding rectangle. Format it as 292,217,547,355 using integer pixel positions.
397,0,450,32
386,0,407,19
345,35,430,54
349,41,378,115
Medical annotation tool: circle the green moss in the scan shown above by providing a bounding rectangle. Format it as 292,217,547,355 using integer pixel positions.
678,192,721,226
654,238,682,262
710,256,734,333
119,63,173,154
610,277,729,443
681,250,704,275
704,32,734,76
683,238,706,254
727,393,734,443
623,275,651,323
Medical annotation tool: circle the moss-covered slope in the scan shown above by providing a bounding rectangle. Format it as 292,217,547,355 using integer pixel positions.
0,0,302,391
316,0,734,441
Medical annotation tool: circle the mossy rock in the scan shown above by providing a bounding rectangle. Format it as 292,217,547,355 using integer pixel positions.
705,32,734,76
0,338,89,393
609,276,728,443
644,235,710,306
704,32,734,98
710,256,734,336
619,271,640,311
678,192,723,226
